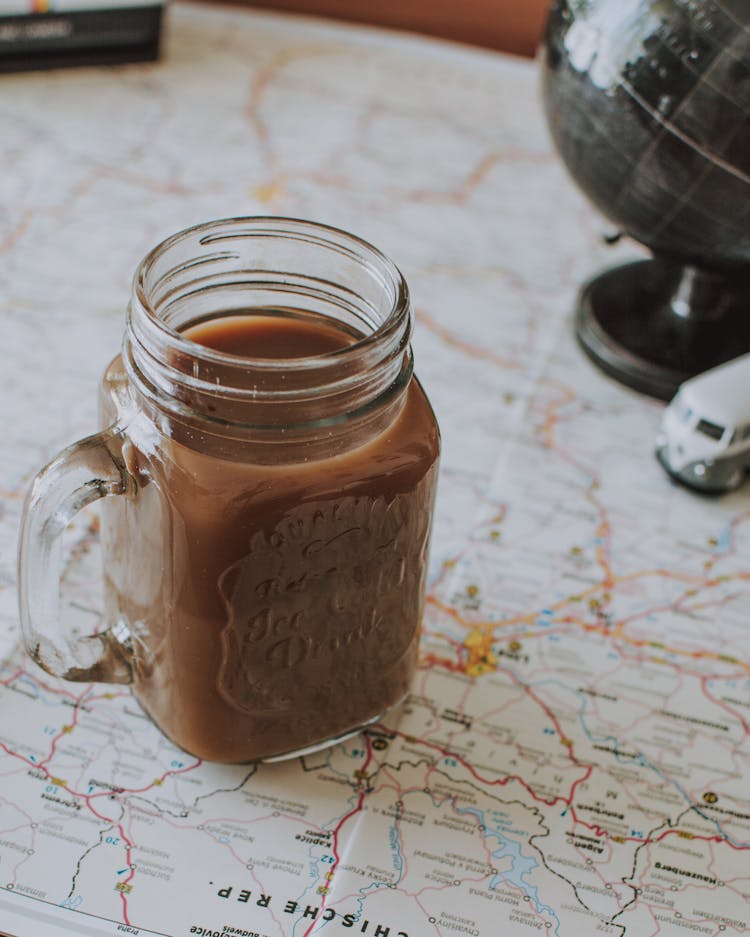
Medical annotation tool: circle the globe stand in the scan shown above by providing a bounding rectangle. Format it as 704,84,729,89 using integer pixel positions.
576,257,750,400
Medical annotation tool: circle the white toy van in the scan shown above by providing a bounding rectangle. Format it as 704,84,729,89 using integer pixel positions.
656,353,750,493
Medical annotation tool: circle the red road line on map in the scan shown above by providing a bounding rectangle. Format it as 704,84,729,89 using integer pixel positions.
0,732,202,928
116,822,136,926
16,670,83,702
0,723,202,800
537,385,577,449
653,828,746,850
377,723,750,855
7,677,204,796
699,675,750,735
0,669,23,688
301,737,374,937
76,760,204,799
419,650,464,673
384,725,588,810
0,740,47,774
592,511,615,593
542,422,616,589
404,152,502,206
414,307,522,371
563,807,750,851
428,579,750,676
36,686,92,769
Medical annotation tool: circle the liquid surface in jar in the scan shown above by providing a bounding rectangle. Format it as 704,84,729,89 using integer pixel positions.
182,313,354,358
101,311,440,763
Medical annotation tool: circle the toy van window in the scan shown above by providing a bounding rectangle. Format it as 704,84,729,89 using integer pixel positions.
696,418,725,441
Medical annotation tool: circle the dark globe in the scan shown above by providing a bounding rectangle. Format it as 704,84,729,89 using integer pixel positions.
541,0,750,398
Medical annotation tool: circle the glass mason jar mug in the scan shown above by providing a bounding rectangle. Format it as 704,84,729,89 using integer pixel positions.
18,218,440,763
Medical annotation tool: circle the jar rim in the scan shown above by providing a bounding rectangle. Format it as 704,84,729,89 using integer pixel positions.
131,216,411,373
124,216,415,441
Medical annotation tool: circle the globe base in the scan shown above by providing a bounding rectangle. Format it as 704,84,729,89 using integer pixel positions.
576,258,750,400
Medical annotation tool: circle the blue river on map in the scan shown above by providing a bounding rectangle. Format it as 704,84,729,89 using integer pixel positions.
455,805,560,935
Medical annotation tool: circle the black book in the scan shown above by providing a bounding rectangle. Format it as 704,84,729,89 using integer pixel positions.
0,1,164,71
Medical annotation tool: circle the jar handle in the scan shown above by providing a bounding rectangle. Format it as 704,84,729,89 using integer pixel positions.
18,425,134,684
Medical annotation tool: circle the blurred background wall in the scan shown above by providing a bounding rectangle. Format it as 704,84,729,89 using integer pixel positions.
210,0,549,56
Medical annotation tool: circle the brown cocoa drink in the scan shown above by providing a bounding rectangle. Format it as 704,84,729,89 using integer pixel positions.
100,312,439,762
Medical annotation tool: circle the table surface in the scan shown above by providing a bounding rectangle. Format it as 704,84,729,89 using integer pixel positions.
1,4,749,936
